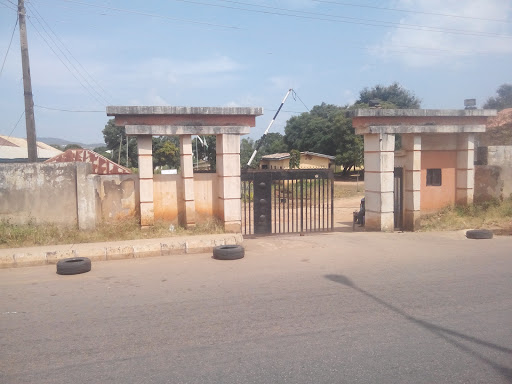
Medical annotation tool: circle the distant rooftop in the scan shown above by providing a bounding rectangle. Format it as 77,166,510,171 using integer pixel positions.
261,151,335,161
0,135,63,162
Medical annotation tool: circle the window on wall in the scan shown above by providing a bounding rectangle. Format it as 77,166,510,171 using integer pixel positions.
426,169,442,186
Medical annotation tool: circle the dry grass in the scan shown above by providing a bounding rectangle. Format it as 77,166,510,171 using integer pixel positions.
333,181,365,199
0,217,225,249
420,198,512,233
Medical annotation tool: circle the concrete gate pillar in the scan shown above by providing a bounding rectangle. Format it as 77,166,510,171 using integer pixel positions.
137,135,155,227
363,133,395,231
216,133,242,233
456,133,475,205
402,134,421,231
180,135,196,228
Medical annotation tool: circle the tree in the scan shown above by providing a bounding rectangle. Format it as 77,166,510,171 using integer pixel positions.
484,84,512,111
153,137,180,170
355,82,421,108
284,103,362,173
64,144,82,150
193,135,216,171
240,138,256,168
102,119,138,167
289,149,300,169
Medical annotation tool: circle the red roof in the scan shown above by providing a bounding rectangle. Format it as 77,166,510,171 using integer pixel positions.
44,149,132,175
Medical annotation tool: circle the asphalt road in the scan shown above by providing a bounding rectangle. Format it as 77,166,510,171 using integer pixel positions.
1,231,511,384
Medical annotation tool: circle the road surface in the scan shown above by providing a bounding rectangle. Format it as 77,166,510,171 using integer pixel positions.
1,231,511,383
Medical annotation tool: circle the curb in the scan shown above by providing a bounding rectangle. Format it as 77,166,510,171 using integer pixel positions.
0,233,243,269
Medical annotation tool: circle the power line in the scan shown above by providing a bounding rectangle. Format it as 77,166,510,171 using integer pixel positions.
177,0,512,39
311,0,512,24
35,104,104,112
27,2,113,104
55,0,242,30
292,90,310,112
0,16,18,79
0,110,25,150
0,1,17,11
26,16,106,106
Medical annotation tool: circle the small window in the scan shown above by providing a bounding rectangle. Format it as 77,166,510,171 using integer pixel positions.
261,164,268,169
426,169,442,186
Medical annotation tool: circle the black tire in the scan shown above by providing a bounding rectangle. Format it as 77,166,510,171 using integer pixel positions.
213,245,245,260
466,229,493,239
56,257,92,275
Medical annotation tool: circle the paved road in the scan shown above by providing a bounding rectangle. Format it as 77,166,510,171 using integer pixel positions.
1,231,511,384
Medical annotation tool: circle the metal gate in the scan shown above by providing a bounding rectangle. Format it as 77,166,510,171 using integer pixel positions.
394,167,403,230
241,169,334,235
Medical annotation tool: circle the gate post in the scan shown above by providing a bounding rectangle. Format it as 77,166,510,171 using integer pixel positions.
217,133,242,233
363,133,395,231
456,133,475,205
403,134,421,231
137,135,154,227
180,135,196,228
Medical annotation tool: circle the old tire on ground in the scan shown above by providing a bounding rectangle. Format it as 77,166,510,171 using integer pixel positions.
213,245,245,260
56,257,92,275
466,229,493,239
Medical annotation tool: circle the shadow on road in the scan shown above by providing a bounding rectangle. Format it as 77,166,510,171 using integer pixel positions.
324,274,512,383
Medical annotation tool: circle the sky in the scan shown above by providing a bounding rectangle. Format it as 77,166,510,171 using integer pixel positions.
0,0,511,145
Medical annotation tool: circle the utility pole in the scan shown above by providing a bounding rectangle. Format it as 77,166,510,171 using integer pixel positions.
18,0,38,162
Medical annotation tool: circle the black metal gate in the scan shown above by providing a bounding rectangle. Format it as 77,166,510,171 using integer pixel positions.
394,167,403,230
241,169,334,235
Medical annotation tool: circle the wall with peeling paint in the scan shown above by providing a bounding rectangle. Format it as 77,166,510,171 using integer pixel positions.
0,163,80,225
1,163,223,228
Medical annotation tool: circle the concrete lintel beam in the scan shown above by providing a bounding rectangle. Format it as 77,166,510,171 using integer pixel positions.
348,109,497,117
355,125,486,135
126,125,251,136
107,106,263,116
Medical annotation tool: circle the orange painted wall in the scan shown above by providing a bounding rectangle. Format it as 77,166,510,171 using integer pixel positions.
421,151,457,212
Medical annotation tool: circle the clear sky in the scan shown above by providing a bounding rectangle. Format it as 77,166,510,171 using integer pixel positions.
1,0,511,145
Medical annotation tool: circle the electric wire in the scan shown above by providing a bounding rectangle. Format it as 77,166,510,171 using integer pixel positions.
35,104,103,112
0,111,25,150
0,1,17,11
292,90,310,112
56,0,241,30
311,0,512,24
0,16,18,79
26,3,111,105
27,2,114,103
26,16,106,106
176,0,512,39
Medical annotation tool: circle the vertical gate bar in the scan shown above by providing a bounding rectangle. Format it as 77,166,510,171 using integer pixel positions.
278,180,282,233
330,177,334,230
313,178,316,231
291,179,295,232
249,180,253,234
242,180,246,235
300,178,304,232
273,178,277,233
287,179,290,233
322,177,325,230
309,180,313,231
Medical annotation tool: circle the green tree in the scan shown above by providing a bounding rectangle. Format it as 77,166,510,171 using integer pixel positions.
193,136,216,171
102,119,138,167
284,103,362,173
64,144,82,150
484,84,512,111
154,137,180,170
240,138,256,168
355,82,421,108
289,149,300,169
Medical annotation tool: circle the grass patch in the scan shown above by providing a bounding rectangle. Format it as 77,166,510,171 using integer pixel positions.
0,217,225,249
420,197,512,233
